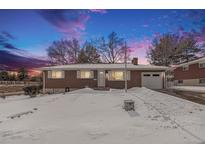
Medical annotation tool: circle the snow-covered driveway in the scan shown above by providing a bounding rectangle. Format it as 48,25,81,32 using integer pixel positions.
0,87,205,143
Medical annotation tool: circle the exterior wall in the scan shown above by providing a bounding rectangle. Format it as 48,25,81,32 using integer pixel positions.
45,70,98,89
174,63,205,86
105,70,141,89
44,69,166,90
174,63,205,80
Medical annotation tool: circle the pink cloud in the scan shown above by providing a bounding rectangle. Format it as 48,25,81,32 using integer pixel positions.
39,10,92,39
128,38,152,64
129,39,152,51
39,10,107,39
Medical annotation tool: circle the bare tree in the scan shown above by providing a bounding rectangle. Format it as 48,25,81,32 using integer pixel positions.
95,32,127,63
67,39,80,63
47,38,80,65
77,42,101,63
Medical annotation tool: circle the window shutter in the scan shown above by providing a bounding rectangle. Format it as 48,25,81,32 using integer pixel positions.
90,71,94,78
61,71,65,78
47,71,52,79
77,71,80,79
127,71,131,80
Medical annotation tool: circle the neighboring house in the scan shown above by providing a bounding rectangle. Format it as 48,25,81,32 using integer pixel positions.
173,57,205,86
40,58,168,93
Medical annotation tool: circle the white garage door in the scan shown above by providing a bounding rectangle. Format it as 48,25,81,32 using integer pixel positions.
141,72,163,89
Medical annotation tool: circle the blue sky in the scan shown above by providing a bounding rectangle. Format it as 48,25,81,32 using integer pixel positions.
0,9,205,70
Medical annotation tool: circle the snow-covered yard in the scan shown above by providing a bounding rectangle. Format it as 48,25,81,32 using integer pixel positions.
0,87,205,143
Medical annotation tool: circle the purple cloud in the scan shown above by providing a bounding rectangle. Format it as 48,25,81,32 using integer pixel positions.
0,32,48,70
0,50,48,70
0,31,21,50
1,31,15,40
38,10,91,38
38,10,107,38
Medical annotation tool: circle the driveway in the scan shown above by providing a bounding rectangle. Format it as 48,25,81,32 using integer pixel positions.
157,88,205,105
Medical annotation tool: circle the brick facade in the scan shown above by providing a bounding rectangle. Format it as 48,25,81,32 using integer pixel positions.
44,69,166,90
45,70,98,89
174,63,205,80
44,70,141,89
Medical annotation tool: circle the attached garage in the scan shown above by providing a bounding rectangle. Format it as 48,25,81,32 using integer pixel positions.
141,72,164,89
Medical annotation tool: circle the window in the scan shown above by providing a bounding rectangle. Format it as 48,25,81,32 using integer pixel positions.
152,74,160,77
108,71,130,81
143,74,151,77
199,62,205,68
77,71,94,79
111,71,124,80
199,78,205,84
48,71,64,79
182,65,189,71
178,80,183,84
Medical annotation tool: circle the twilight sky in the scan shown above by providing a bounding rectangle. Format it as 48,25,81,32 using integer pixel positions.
0,9,205,71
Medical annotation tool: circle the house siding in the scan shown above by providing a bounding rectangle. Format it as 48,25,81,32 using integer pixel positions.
44,70,142,89
174,63,205,80
45,70,98,89
44,69,165,90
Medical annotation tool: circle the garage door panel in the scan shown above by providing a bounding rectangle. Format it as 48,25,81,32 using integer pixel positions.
142,72,163,89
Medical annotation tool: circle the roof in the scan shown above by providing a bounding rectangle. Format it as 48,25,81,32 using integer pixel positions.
174,57,205,68
39,63,169,71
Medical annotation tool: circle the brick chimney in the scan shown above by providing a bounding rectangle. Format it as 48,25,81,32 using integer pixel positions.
132,57,138,65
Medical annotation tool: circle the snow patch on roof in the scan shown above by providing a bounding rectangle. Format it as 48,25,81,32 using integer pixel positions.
39,63,168,71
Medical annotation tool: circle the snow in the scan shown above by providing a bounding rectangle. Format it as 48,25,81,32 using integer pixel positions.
40,63,168,71
170,86,205,93
0,87,205,143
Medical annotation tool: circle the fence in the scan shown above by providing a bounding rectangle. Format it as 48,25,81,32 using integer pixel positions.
0,81,40,86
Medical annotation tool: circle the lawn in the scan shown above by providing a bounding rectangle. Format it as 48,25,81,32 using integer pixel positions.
0,87,205,143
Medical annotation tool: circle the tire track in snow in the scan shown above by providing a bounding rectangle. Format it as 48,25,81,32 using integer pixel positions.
130,92,205,143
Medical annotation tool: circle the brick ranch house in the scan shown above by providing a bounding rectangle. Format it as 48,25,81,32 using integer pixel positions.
173,57,205,86
40,58,168,93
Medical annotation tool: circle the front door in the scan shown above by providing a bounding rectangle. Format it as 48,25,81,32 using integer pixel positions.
98,70,105,87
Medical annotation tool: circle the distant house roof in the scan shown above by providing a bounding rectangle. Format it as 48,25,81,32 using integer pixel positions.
174,57,205,68
40,63,168,71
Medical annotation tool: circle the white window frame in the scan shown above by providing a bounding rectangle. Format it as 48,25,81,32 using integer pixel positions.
182,65,189,71
77,70,94,79
48,70,65,79
107,70,131,81
199,62,205,68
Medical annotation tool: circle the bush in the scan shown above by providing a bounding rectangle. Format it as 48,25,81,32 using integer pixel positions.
23,85,42,97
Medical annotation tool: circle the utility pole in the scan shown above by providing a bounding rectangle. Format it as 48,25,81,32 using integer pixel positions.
124,42,127,93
